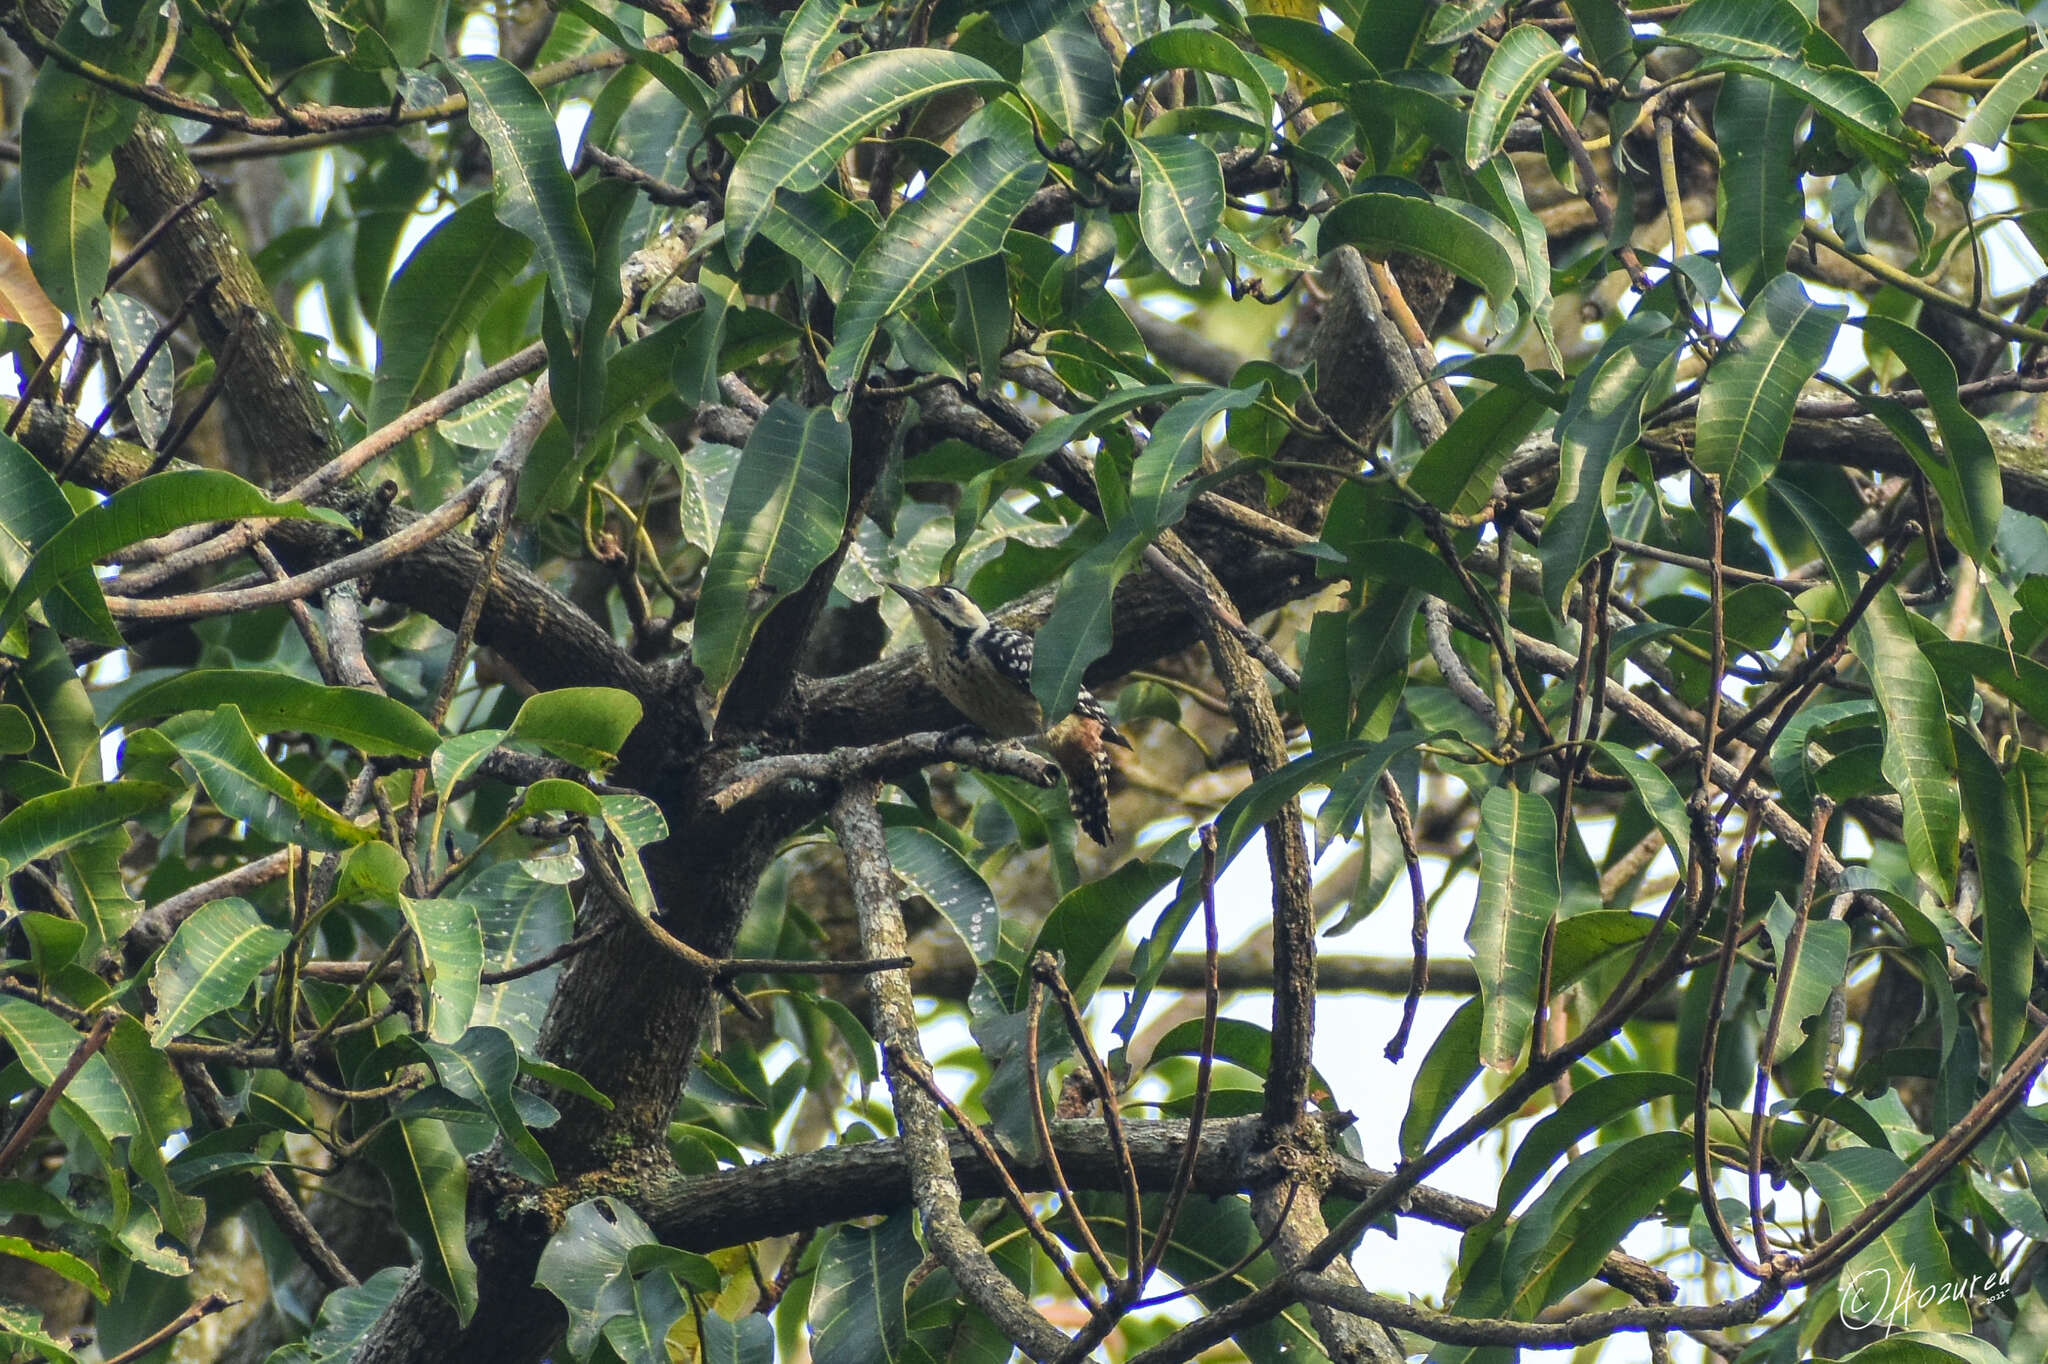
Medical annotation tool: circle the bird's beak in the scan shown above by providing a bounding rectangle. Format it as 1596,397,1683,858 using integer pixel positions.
884,580,923,607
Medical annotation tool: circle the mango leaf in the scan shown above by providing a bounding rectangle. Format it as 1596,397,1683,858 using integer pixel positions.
1714,75,1808,304
448,57,594,327
370,1117,478,1323
19,65,143,321
1407,378,1556,517
1122,131,1224,289
693,400,853,702
1321,190,1517,306
1858,315,2002,563
0,470,342,647
1588,741,1691,862
1468,786,1561,1070
0,997,135,1145
370,197,533,433
724,49,1007,254
1762,893,1852,1065
824,131,1044,392
0,431,113,643
1541,311,1686,612
96,294,174,449
1401,997,1482,1160
1924,641,2048,731
401,896,485,1043
1866,0,2025,115
508,687,644,772
1030,859,1180,1009
162,705,374,851
1121,24,1272,117
809,1212,922,1364
1466,25,1563,168
1492,1072,1693,1231
1952,47,2048,150
1774,483,1959,895
115,670,440,757
1954,725,2029,1064
1129,385,1265,530
779,0,878,101
0,235,64,360
1245,15,1377,93
762,184,877,299
421,1026,554,1183
0,780,173,876
468,857,575,1052
883,825,1000,962
1020,14,1118,148
149,898,290,1045
1695,274,1845,504
1803,1146,1971,1332
1500,1130,1692,1316
1663,0,1809,61
0,1235,103,1303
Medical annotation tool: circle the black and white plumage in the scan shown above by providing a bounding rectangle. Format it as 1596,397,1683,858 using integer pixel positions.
886,581,1129,845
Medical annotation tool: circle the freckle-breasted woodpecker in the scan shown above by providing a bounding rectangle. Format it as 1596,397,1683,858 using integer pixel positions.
886,581,1131,846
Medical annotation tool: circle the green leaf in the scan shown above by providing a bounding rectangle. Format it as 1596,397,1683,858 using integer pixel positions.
1121,24,1272,115
1493,1072,1693,1226
780,0,877,101
538,1198,666,1357
19,64,143,321
1501,1130,1692,1316
1408,378,1556,517
1774,483,1960,894
0,780,174,875
1588,741,1692,862
1541,311,1686,612
1663,0,1809,61
508,687,644,772
1762,893,1852,1064
1866,0,2025,114
762,185,877,299
370,197,533,434
114,670,440,757
1952,47,2048,149
162,705,374,851
1695,273,1846,503
1349,0,1431,72
724,48,1007,255
883,825,1000,963
96,294,174,449
1924,640,2048,731
701,1311,775,1364
1320,191,1518,306
468,858,575,1052
1707,56,1898,141
1954,725,2030,1064
0,432,113,642
1466,25,1564,168
0,997,134,1144
422,1026,554,1183
1124,132,1225,288
1401,997,1482,1160
1128,385,1265,530
0,1234,104,1302
0,470,341,648
149,898,290,1045
1030,859,1180,1008
809,1212,922,1364
1030,535,1142,728
1714,75,1808,304
1802,1146,1971,1332
401,896,484,1043
824,131,1045,392
1468,786,1561,1071
693,400,853,703
447,57,595,327
370,1117,478,1323
1858,316,2003,563
1020,14,1118,149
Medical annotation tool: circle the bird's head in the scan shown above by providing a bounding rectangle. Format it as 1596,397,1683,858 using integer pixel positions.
886,581,989,650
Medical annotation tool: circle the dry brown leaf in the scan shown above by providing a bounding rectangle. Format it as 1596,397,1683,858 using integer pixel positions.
0,234,67,361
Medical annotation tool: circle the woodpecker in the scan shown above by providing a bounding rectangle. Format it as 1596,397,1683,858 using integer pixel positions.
886,581,1131,845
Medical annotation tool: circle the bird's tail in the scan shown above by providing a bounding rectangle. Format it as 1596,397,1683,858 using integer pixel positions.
1049,716,1117,846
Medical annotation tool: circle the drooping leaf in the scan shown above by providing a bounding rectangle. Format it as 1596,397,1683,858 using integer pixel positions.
1120,24,1273,117
1802,1146,1971,1332
1761,893,1852,1065
1866,0,2025,115
401,896,484,1043
808,1212,922,1364
149,898,290,1045
1541,311,1686,612
1952,47,2048,150
95,293,175,449
370,1117,479,1323
0,997,135,1146
508,687,644,772
1589,741,1692,863
779,0,877,101
370,197,533,434
19,64,143,321
0,781,177,880
1021,14,1119,148
447,57,595,327
1401,997,1482,1160
1954,725,2029,1064
1123,131,1225,288
1468,786,1561,1070
1321,190,1518,307
161,705,374,851
1694,273,1845,503
1714,75,1808,304
1858,315,2003,563
824,131,1045,392
0,431,112,643
114,670,440,757
1466,25,1564,168
0,235,65,360
883,825,1001,963
1663,0,1809,61
0,470,342,647
421,1026,554,1183
693,400,853,702
1500,1130,1693,1316
724,49,1007,254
